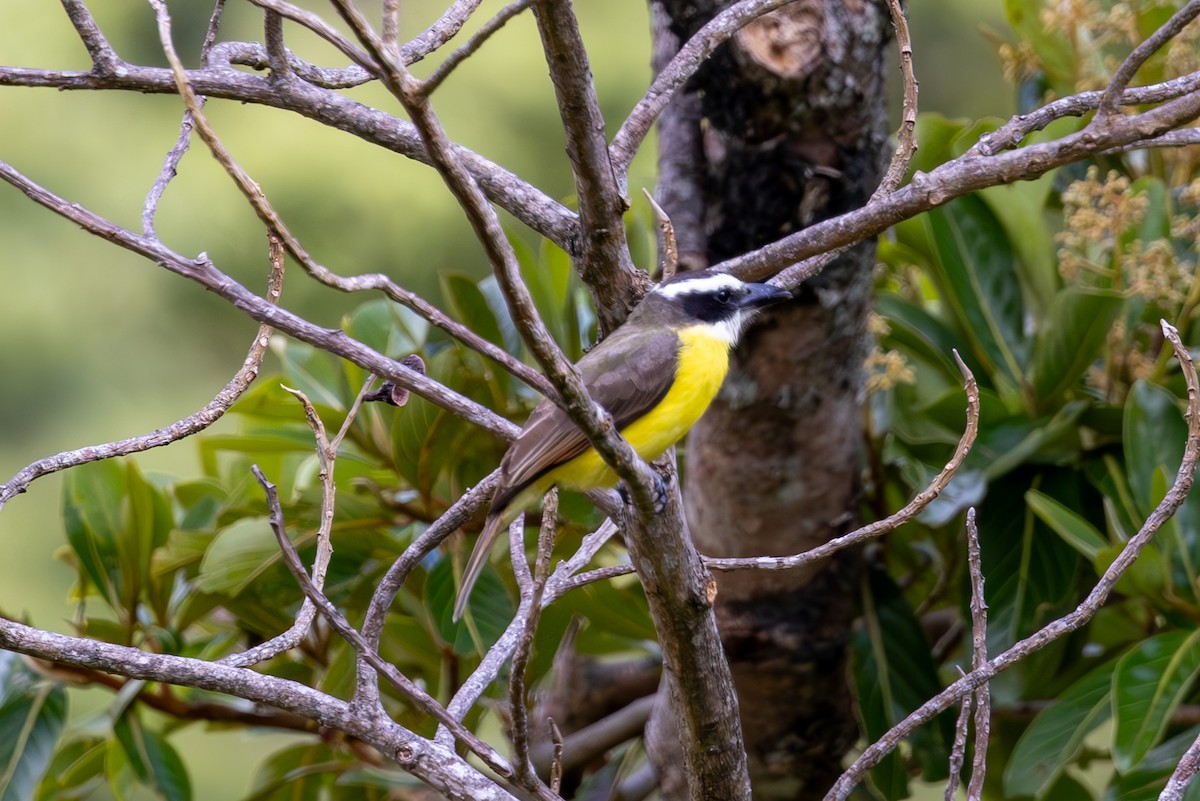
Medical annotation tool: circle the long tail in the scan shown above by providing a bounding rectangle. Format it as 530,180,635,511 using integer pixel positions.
453,512,506,622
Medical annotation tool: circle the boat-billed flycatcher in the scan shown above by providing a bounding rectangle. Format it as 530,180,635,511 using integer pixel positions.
453,269,791,620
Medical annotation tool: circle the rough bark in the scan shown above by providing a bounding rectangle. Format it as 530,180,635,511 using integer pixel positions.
652,1,891,798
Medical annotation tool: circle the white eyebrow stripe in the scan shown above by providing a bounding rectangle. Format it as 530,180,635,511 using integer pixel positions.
655,273,744,298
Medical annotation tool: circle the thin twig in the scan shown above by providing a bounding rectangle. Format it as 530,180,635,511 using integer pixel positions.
1159,729,1200,801
153,0,552,399
355,472,500,709
381,0,400,55
329,0,661,513
422,0,534,95
944,683,972,801
401,0,487,64
0,231,282,511
59,0,121,74
611,0,796,175
873,0,918,198
706,353,978,572
220,377,371,668
971,71,1200,157
548,717,564,795
510,490,559,792
643,189,678,280
533,695,656,777
142,0,225,237
824,321,1200,800
263,8,292,79
247,465,517,781
965,508,990,800
1096,0,1200,120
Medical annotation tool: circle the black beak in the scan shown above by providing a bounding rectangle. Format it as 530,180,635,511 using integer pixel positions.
739,282,793,309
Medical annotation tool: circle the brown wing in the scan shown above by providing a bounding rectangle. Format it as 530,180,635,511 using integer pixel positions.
492,326,679,510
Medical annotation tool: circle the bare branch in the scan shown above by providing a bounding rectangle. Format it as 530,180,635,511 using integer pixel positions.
824,320,1200,800
510,491,559,793
151,1,552,398
142,0,226,237
944,686,972,801
382,0,400,55
59,0,121,74
1096,0,1200,120
971,71,1200,157
611,0,795,176
533,695,656,777
643,189,678,280
248,465,516,781
0,231,282,511
402,0,487,63
206,40,373,88
1160,730,1200,801
263,8,292,79
0,59,577,249
0,615,517,801
422,0,534,95
530,0,639,324
738,87,1200,287
220,376,370,668
965,508,990,801
329,0,663,518
0,160,519,441
874,0,918,198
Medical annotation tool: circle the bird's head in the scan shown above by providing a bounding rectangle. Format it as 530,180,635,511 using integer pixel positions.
632,269,793,344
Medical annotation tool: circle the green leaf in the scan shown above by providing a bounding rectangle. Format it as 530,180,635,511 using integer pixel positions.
1029,288,1124,408
1112,629,1200,773
1125,381,1188,516
853,567,952,798
62,459,128,611
1026,489,1108,561
111,711,191,801
0,655,68,801
247,744,339,801
979,476,1079,652
923,194,1028,392
196,517,288,597
1004,659,1114,798
426,551,514,655
875,293,980,384
1124,381,1200,572
36,736,108,801
442,272,508,352
1104,724,1200,801
342,298,429,358
61,460,174,624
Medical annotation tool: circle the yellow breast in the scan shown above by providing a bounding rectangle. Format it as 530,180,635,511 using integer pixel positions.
540,325,732,492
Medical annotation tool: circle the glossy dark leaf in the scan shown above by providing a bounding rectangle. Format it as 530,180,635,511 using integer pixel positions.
0,654,68,801
1026,488,1108,561
426,550,515,655
111,712,191,801
853,566,952,799
1112,629,1200,773
1004,659,1114,798
1028,288,1123,408
923,194,1028,392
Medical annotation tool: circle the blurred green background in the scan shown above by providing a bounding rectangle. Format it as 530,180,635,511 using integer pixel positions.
0,1,1007,796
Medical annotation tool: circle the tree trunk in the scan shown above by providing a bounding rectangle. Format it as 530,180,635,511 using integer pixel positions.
651,1,891,798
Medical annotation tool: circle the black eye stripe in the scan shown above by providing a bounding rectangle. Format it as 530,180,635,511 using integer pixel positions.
679,290,740,323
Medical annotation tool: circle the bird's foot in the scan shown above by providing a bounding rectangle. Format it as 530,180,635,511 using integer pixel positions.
617,471,670,516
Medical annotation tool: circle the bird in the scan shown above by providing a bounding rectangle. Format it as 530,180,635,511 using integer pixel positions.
452,269,792,620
